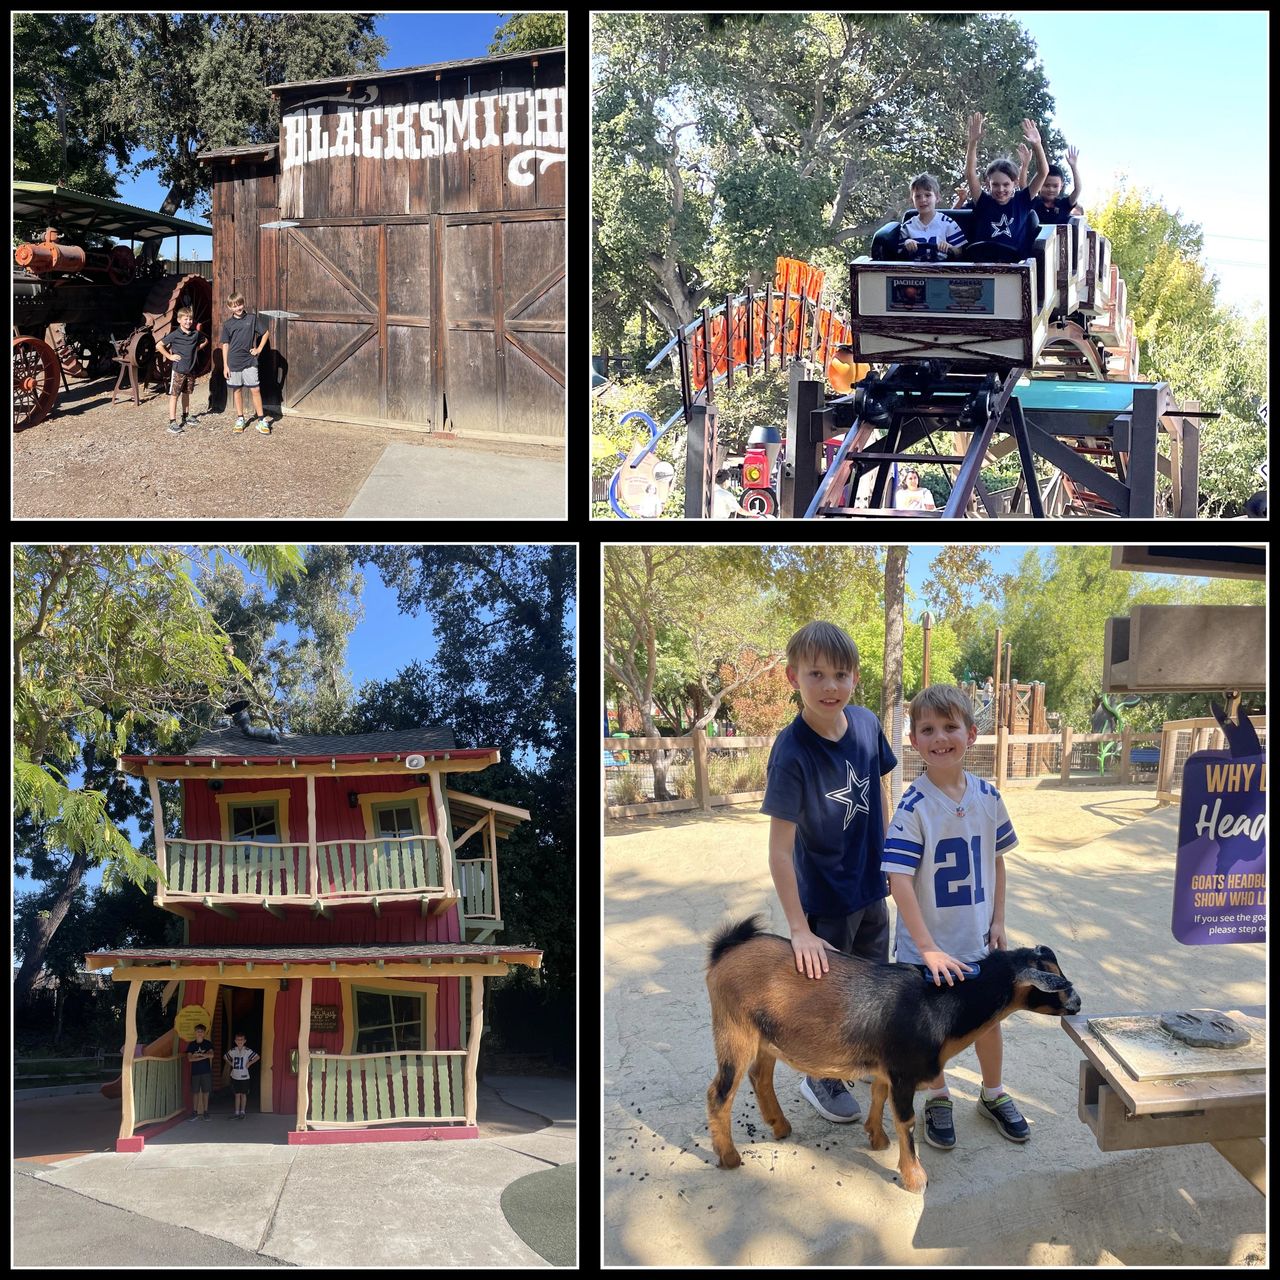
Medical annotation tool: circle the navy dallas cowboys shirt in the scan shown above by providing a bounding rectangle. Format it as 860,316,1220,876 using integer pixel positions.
762,706,898,915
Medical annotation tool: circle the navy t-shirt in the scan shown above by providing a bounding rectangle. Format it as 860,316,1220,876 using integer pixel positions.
188,1038,214,1076
1031,192,1078,225
971,188,1035,253
761,705,898,915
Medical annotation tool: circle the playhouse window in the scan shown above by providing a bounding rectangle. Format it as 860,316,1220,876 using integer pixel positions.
230,802,280,842
353,988,425,1054
372,801,421,839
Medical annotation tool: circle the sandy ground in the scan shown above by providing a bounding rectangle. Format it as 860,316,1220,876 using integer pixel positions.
13,374,557,519
603,786,1266,1265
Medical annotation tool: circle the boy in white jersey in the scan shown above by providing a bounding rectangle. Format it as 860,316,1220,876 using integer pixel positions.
883,684,1029,1151
898,173,967,261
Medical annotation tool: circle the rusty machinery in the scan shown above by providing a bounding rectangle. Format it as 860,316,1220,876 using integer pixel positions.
13,226,213,431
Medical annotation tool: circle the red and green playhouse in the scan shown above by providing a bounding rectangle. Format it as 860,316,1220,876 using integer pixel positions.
86,713,541,1151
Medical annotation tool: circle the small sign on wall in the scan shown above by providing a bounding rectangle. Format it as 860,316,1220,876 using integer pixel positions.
310,1005,339,1032
176,1004,212,1040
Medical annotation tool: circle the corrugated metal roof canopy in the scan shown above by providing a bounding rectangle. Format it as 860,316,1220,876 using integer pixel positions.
14,181,210,241
266,45,564,94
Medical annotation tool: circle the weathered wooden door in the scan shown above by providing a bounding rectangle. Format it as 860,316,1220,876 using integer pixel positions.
442,211,565,438
281,221,436,428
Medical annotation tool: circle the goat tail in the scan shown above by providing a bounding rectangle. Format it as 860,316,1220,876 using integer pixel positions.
707,914,768,968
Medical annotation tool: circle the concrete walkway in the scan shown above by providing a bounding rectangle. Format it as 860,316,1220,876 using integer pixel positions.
604,798,1265,1265
343,441,565,518
15,1075,575,1267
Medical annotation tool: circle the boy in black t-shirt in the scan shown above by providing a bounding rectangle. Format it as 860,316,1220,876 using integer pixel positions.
962,112,1049,262
186,1023,216,1121
157,307,208,435
218,293,272,435
1031,146,1084,225
760,620,897,1125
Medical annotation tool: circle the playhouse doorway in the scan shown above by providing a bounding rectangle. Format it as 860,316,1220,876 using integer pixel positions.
219,985,265,1113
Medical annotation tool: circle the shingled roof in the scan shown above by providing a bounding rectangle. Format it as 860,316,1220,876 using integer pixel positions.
185,725,457,758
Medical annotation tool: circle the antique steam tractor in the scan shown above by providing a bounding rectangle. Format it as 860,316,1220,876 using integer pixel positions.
13,184,212,431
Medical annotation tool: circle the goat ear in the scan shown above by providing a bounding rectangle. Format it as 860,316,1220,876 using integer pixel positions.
1015,960,1071,993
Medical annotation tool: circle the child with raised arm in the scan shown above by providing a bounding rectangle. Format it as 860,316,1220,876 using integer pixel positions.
1032,145,1083,224
962,113,1049,261
883,684,1030,1154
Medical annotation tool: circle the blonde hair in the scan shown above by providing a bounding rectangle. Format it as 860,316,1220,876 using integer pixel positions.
908,683,975,732
227,292,245,306
786,621,859,673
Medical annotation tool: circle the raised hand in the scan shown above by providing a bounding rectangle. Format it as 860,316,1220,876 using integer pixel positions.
1067,144,1080,166
1020,118,1041,146
966,112,985,144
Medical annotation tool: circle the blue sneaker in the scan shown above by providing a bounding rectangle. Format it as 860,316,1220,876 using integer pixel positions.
923,1095,956,1149
800,1075,861,1122
977,1090,1030,1141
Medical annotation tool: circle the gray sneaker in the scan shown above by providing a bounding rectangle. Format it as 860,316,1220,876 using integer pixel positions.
801,1075,862,1122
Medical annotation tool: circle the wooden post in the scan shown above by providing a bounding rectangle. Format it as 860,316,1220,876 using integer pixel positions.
430,773,456,897
295,976,312,1132
306,772,318,895
120,977,142,1140
488,810,501,922
1060,725,1074,784
1119,725,1134,784
692,726,710,812
148,773,167,905
464,975,483,1125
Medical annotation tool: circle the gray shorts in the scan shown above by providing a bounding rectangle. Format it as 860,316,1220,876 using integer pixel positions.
191,1074,211,1095
227,365,259,387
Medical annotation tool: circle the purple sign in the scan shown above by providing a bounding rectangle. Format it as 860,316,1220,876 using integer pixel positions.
1172,707,1266,945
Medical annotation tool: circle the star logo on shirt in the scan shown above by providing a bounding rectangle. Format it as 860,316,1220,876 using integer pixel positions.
990,212,1014,240
826,761,870,829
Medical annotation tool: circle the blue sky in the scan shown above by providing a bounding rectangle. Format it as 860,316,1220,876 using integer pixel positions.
1009,11,1268,314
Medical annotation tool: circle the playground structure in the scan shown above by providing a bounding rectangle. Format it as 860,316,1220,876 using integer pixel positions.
613,212,1219,518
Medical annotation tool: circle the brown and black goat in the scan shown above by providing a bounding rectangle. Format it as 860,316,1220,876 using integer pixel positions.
705,915,1081,1193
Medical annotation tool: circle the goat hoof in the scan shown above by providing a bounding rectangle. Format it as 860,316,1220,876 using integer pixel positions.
718,1148,742,1170
771,1119,791,1140
866,1127,890,1152
900,1166,927,1194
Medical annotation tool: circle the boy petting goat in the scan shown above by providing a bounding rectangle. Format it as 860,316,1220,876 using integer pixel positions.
713,663,1081,1192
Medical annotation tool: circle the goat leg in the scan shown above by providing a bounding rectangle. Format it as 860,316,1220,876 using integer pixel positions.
747,1047,791,1140
706,1035,751,1168
864,1075,891,1151
889,1076,928,1193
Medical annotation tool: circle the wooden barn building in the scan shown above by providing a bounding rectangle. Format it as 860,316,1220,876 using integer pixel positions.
197,47,564,441
87,718,541,1150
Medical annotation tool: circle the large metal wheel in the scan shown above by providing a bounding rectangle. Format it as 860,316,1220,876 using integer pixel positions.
13,336,61,431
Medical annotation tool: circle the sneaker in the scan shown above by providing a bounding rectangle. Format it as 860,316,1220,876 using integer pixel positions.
202,1111,213,1121
187,1113,201,1122
977,1090,1030,1142
800,1075,861,1122
168,420,183,434
233,416,246,433
254,417,272,435
923,1096,956,1149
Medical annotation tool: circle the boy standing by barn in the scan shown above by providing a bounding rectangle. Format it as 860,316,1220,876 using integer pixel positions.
761,621,897,1123
157,306,208,434
218,293,272,435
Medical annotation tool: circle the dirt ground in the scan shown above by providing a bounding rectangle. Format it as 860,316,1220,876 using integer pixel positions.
13,374,556,519
603,785,1267,1265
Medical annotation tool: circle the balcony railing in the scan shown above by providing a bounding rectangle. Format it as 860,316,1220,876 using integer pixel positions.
306,1050,467,1128
163,836,447,901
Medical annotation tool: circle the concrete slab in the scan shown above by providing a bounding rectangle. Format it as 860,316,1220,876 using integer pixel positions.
16,1075,575,1266
343,441,566,518
604,796,1266,1265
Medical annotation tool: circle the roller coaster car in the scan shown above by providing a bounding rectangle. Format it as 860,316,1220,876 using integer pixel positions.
851,208,1059,368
